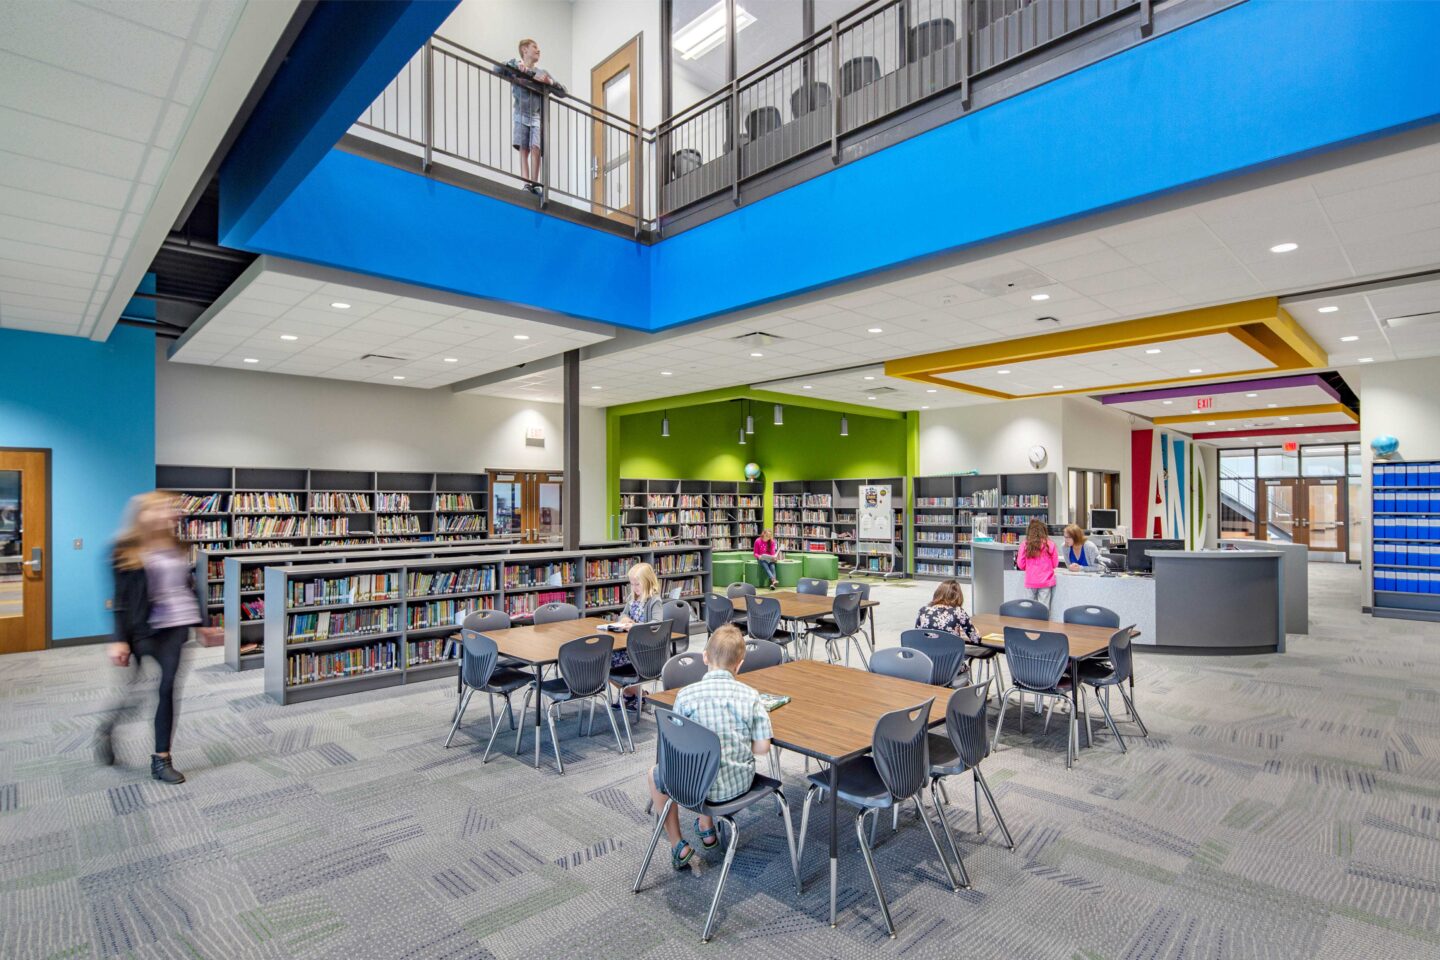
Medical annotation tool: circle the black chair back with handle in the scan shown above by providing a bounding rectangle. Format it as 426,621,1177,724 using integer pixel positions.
661,598,692,650
556,634,613,697
1063,605,1120,628
907,18,956,60
462,609,510,635
840,56,881,95
999,598,1049,621
739,638,784,673
791,80,831,118
622,621,672,682
944,684,991,770
653,709,723,812
661,651,708,689
900,628,968,685
1105,625,1137,684
726,582,756,598
704,593,734,632
1002,626,1068,692
797,577,829,596
872,699,936,802
534,601,580,625
745,106,782,140
829,591,862,635
835,580,870,601
458,633,502,691
744,595,786,642
870,647,934,685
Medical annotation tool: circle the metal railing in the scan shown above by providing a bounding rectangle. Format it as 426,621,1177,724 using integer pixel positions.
351,0,1149,235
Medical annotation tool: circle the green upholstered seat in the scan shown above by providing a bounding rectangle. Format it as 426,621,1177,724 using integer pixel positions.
801,553,840,580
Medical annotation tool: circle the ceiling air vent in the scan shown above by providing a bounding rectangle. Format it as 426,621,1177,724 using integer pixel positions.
357,353,412,368
961,267,1056,298
1383,311,1440,329
730,331,785,349
862,386,899,397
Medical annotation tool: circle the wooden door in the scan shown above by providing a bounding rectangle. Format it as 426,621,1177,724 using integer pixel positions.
0,449,48,653
590,35,641,221
489,471,566,542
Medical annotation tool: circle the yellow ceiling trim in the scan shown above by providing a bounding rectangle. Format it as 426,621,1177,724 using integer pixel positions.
883,297,1329,400
1152,403,1357,426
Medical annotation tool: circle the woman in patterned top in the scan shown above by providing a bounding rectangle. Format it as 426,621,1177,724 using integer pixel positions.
914,578,981,642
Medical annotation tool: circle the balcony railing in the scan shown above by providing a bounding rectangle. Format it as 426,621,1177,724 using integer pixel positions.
351,0,1152,236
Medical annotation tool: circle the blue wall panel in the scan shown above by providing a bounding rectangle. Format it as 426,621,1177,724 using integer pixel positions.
0,326,156,641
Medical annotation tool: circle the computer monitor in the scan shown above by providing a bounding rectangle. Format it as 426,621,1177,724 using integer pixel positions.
1089,508,1118,531
1126,538,1185,573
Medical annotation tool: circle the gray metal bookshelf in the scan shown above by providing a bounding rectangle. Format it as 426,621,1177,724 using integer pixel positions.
619,479,763,547
1371,458,1440,622
262,544,711,704
158,465,491,551
772,477,908,575
912,472,1056,581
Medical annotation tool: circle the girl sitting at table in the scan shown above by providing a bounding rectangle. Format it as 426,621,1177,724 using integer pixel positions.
914,578,981,642
1015,517,1059,609
612,561,664,709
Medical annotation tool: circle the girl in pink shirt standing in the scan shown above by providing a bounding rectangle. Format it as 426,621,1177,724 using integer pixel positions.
1015,518,1059,610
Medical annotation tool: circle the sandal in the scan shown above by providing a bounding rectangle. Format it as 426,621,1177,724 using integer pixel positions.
694,818,719,849
670,839,695,870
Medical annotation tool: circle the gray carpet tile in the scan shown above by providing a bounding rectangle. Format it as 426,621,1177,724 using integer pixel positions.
2,564,1438,959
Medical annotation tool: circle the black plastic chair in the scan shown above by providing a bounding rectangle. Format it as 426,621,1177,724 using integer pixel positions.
518,634,625,773
900,629,969,686
533,601,580,624
609,621,673,752
840,55,881,96
818,580,874,651
444,633,533,761
661,651,707,690
806,592,867,668
999,598,1049,621
744,595,796,657
1063,605,1120,629
704,593,734,635
633,709,799,942
798,699,959,937
738,638,784,673
726,582,755,628
790,80,831,119
1078,626,1146,750
992,626,1078,768
661,598,693,654
458,609,516,701
796,577,829,596
930,683,1015,870
744,106,782,141
870,647,934,685
907,17,957,60
670,147,702,178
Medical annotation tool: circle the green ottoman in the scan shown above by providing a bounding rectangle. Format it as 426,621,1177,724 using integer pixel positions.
711,551,747,566
712,558,744,589
774,559,802,588
744,558,769,588
801,553,840,580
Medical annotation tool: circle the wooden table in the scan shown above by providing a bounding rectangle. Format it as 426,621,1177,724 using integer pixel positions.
730,591,879,656
484,617,682,769
650,659,951,927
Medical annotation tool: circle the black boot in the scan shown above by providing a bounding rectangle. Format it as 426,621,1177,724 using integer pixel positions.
151,754,185,784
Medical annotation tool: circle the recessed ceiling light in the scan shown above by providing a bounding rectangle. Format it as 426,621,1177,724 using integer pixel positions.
802,384,812,389
1267,403,1277,408
1227,427,1237,432
1052,384,1064,390
1246,392,1258,398
591,385,602,390
1279,416,1290,421
661,371,673,376
1162,400,1173,405
242,358,259,364
1340,335,1359,342
1207,421,1216,426
1318,305,1339,313
926,389,937,393
1145,348,1162,355
513,334,530,340
1269,242,1298,253
1358,357,1374,363
330,302,351,309
863,375,875,380
921,405,930,410
1030,293,1050,302
867,327,883,334
750,352,763,358
392,375,405,381
279,334,298,341
867,395,877,400
997,369,1010,375
443,357,459,363
1188,368,1203,374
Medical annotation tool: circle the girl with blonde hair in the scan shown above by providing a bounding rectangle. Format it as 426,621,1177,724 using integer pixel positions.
612,561,665,709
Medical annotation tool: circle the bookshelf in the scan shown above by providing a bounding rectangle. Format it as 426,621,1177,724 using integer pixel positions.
772,477,908,576
1371,458,1440,622
911,473,1056,581
619,479,764,547
157,465,492,551
263,544,711,704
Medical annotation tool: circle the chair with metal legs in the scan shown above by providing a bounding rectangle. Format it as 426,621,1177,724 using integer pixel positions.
797,699,960,938
661,651,707,690
991,626,1079,767
796,577,829,596
806,592,867,667
825,580,874,652
744,595,798,659
901,629,969,686
607,621,672,752
869,647,934,684
737,638,784,673
443,633,532,761
704,593,734,637
726,582,755,630
1078,625,1145,751
533,601,580,624
930,683,1015,875
661,598,693,655
517,634,626,773
456,610,515,716
633,709,799,943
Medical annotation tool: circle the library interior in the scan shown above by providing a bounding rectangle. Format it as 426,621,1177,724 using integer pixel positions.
3,1,1440,957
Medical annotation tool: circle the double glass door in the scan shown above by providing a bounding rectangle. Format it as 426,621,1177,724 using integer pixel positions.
1259,477,1348,555
490,471,564,543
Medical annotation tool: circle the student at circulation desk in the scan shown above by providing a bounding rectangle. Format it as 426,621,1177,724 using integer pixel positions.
753,529,782,589
611,561,664,709
914,578,981,642
1062,524,1104,571
1015,517,1059,609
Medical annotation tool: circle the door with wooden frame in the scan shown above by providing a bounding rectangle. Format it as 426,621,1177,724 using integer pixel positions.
489,470,565,543
0,449,48,654
590,35,641,222
1259,477,1349,558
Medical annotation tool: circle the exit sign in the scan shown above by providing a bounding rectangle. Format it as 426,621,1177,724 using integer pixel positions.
1196,397,1214,410
1283,441,1299,453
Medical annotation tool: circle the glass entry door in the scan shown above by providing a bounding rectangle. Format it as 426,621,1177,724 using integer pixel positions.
0,449,48,654
1258,477,1349,557
489,470,565,543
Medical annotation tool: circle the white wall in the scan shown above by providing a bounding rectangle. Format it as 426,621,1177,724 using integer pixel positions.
438,0,575,83
571,0,663,126
1060,397,1133,528
155,350,609,541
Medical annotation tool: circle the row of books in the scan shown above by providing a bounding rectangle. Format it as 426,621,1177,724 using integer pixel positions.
435,493,478,511
679,494,705,508
408,637,460,666
377,516,422,534
679,526,711,540
585,557,642,580
1374,492,1440,514
960,490,999,508
647,511,679,524
585,585,624,606
233,492,302,513
504,561,577,588
504,589,572,618
1373,571,1440,593
288,573,402,607
1002,495,1048,508
1374,462,1440,487
311,492,371,512
436,515,485,533
287,641,399,686
311,517,352,535
916,497,954,507
234,540,299,551
776,524,801,537
235,517,304,538
376,493,413,511
917,531,954,542
1374,518,1440,541
179,519,228,539
408,599,469,629
1373,544,1440,567
678,510,706,523
657,552,702,574
240,599,265,621
802,511,829,523
647,495,676,508
668,576,703,596
180,493,227,514
774,511,801,523
287,607,400,643
1002,513,1048,525
407,568,497,595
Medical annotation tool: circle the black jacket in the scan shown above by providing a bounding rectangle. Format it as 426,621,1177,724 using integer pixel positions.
112,555,153,646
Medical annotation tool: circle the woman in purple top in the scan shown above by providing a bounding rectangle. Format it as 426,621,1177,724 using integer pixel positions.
99,491,200,784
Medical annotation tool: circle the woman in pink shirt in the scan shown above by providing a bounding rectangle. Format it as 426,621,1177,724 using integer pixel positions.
753,529,781,589
1015,518,1059,610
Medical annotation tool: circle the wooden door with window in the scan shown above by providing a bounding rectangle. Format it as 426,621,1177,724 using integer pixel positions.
1258,477,1349,557
0,449,48,654
591,35,641,222
489,470,565,543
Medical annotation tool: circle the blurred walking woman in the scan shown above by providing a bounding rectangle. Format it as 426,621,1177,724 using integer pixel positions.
98,491,198,783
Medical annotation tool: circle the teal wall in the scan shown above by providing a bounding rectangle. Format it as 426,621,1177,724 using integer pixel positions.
0,326,156,641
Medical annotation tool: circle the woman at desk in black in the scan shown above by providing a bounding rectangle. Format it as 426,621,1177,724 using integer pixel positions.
1062,524,1103,571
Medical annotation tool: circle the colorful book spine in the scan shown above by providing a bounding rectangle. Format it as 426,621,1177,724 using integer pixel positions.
233,492,301,513
311,492,371,512
288,640,399,685
435,493,477,511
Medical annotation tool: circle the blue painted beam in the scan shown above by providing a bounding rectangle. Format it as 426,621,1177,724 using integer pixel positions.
220,0,459,248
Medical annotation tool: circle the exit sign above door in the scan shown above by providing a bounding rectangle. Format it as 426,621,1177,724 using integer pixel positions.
1195,397,1214,410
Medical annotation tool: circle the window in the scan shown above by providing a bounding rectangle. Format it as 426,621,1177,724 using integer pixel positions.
1301,444,1346,478
1220,449,1255,479
670,0,733,114
1346,443,1361,477
1219,478,1256,540
736,0,806,78
1257,446,1299,478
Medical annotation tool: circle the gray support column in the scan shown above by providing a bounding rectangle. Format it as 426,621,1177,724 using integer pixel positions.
563,349,580,550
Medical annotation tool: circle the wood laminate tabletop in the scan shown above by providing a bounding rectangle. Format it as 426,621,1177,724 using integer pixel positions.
969,614,1125,660
729,591,879,621
483,617,683,666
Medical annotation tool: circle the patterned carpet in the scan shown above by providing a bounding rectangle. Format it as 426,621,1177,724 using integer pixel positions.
2,564,1438,960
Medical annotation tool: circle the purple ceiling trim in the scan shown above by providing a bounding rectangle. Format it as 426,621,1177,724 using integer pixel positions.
1097,374,1338,405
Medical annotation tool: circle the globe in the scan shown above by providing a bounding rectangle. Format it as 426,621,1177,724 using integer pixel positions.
743,462,761,480
1370,435,1399,458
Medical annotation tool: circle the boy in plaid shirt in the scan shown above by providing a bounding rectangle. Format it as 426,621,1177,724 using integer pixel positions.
646,624,773,869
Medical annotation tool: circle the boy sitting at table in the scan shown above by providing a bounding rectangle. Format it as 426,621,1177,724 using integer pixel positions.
645,624,773,870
